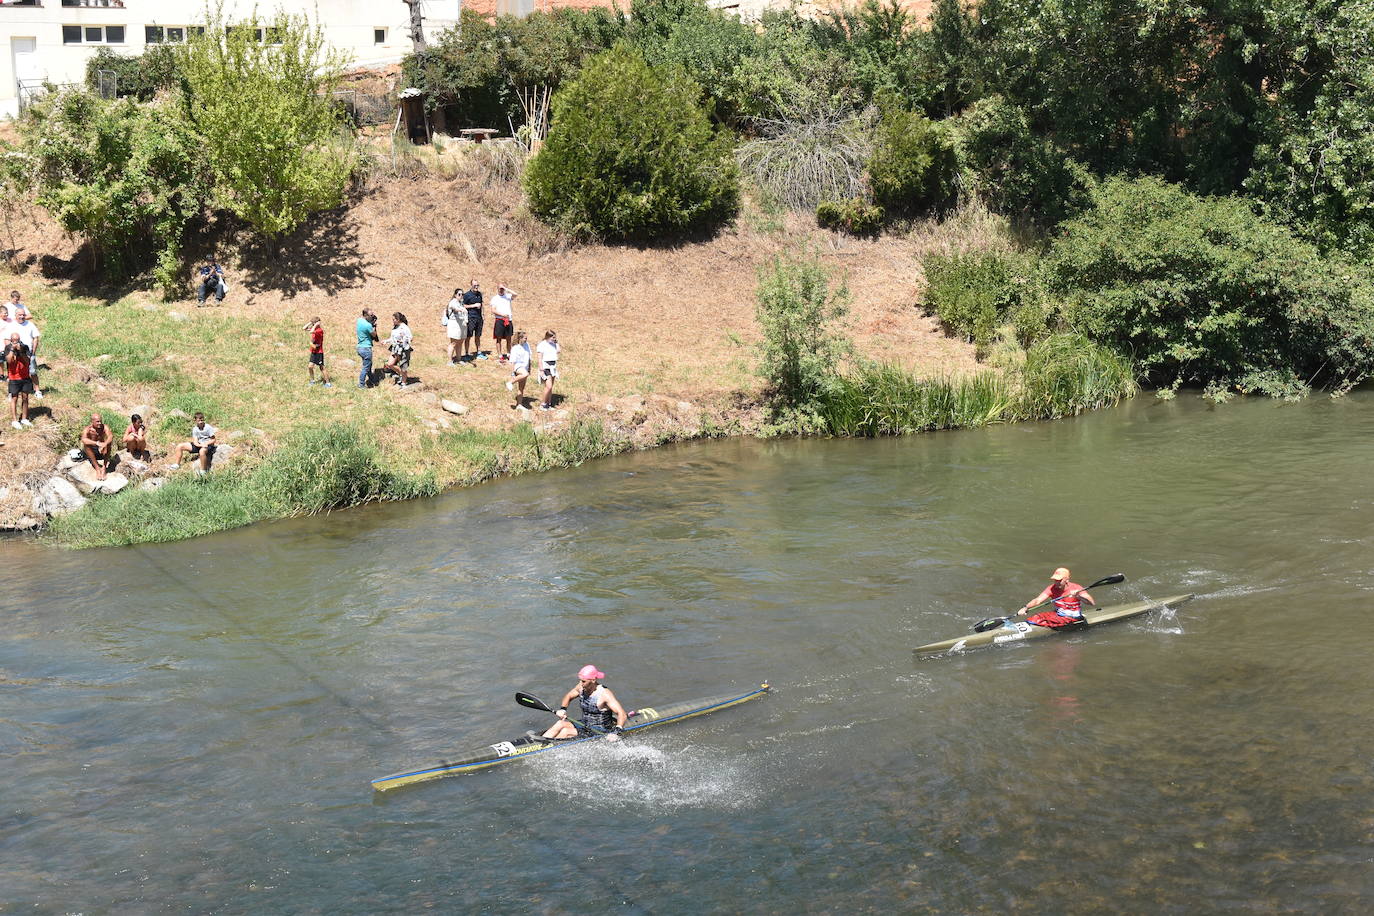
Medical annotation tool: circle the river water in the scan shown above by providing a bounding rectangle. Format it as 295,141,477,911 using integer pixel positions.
4,394,1374,913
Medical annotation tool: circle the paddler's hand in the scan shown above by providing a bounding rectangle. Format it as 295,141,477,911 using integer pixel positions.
605,727,623,743
556,707,568,719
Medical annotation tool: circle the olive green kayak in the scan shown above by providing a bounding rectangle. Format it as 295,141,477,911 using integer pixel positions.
913,594,1195,656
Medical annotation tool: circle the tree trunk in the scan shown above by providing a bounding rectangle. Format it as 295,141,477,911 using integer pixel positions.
403,0,427,52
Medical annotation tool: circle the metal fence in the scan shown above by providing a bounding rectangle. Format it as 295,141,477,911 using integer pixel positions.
331,89,395,127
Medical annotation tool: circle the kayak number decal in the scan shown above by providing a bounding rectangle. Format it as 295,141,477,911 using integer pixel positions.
992,621,1034,643
491,741,543,758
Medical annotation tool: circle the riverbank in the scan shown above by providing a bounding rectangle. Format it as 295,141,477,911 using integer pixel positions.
0,173,994,546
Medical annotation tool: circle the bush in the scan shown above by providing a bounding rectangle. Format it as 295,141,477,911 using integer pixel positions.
22,89,209,293
524,42,739,240
736,105,875,212
1045,176,1374,394
816,198,883,235
820,365,1013,436
1017,333,1136,418
867,105,957,217
178,9,357,241
628,0,759,126
953,96,1092,227
922,250,1040,350
85,45,181,101
754,252,851,423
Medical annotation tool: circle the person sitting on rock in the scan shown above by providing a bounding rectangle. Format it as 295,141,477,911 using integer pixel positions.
122,413,151,462
80,413,115,481
196,260,227,306
168,412,217,475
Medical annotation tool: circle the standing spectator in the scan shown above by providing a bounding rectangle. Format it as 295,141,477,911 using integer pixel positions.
5,332,32,429
122,413,151,462
382,311,413,388
11,306,41,399
536,329,559,411
444,288,466,365
304,316,332,387
80,413,115,481
356,308,378,388
506,330,532,409
461,279,485,361
168,412,217,475
0,304,13,340
196,259,227,305
491,284,515,363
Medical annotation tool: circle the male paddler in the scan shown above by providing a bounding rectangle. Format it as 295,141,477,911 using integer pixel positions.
542,664,628,742
1016,567,1097,628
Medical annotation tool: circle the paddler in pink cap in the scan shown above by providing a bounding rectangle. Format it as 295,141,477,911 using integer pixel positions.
541,664,629,741
1015,567,1098,628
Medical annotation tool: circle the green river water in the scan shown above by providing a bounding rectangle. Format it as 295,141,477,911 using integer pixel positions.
3,394,1374,913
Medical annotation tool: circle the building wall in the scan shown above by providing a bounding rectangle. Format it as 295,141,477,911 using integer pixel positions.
0,0,461,117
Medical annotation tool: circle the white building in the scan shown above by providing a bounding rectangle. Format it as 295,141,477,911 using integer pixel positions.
0,0,462,117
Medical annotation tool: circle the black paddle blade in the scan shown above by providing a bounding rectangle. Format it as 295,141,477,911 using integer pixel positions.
516,691,553,713
973,617,1006,633
1087,573,1126,589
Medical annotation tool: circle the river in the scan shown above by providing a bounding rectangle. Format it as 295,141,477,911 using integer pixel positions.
4,394,1373,913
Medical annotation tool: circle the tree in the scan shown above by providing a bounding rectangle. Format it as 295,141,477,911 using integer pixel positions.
523,42,739,240
403,0,428,52
178,8,355,242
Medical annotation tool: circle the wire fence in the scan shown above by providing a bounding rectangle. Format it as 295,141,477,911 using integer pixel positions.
331,89,396,127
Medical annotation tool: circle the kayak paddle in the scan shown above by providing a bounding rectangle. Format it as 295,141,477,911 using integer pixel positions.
515,691,610,736
972,573,1126,633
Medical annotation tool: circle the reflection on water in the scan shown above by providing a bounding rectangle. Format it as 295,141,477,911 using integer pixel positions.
4,394,1374,912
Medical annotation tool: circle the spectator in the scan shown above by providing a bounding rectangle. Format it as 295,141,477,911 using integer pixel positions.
444,288,466,365
196,259,227,305
122,413,151,462
382,311,413,388
304,316,332,387
461,279,485,361
506,330,532,409
5,332,32,429
80,413,115,481
536,329,559,411
168,412,217,475
11,305,41,399
491,284,515,363
0,304,13,340
356,308,379,388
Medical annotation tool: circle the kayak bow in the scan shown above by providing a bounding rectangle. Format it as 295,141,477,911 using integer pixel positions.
913,594,1194,657
371,683,771,792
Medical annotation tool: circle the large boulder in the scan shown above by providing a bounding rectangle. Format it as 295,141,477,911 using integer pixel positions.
65,462,129,495
32,477,87,517
441,399,468,416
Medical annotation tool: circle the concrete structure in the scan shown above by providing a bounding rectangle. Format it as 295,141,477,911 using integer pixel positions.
0,0,462,117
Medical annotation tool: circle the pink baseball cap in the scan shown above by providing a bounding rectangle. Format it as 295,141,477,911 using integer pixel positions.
577,665,605,681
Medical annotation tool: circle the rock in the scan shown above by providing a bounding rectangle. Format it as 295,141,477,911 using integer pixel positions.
396,381,423,393
419,391,439,406
515,405,533,420
97,400,124,412
140,477,167,492
130,405,152,419
121,458,151,476
94,354,113,363
211,444,237,464
249,428,265,437
436,416,452,429
57,452,81,472
165,409,189,420
226,430,245,441
441,399,468,416
336,358,355,368
32,477,87,517
250,333,262,339
66,462,128,495
168,311,188,322
10,515,42,530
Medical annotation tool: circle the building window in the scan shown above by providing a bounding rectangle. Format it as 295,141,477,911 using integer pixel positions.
65,25,126,44
147,26,192,44
374,28,387,45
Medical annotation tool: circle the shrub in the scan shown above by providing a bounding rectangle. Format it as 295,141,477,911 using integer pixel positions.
85,45,181,101
820,365,1013,436
816,198,883,235
922,250,1040,350
178,9,357,241
736,105,875,212
22,89,209,293
953,96,1092,227
1044,176,1374,393
524,42,739,240
754,251,851,423
628,0,759,126
867,105,958,217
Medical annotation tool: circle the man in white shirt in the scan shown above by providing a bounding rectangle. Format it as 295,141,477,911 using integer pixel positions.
490,285,516,363
10,304,41,399
168,412,217,474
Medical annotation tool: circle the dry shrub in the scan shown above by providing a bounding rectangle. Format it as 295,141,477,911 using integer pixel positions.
461,140,527,188
737,107,876,212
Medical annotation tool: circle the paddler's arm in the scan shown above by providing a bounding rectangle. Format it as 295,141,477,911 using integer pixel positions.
1016,587,1054,617
600,689,629,730
1075,588,1097,606
554,687,580,719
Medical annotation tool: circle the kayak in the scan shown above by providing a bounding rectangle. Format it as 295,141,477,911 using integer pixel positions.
913,594,1195,656
371,683,771,792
